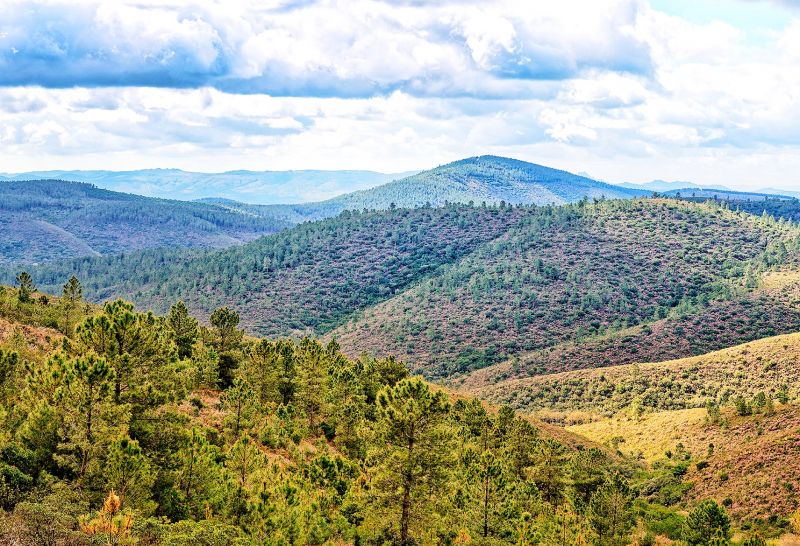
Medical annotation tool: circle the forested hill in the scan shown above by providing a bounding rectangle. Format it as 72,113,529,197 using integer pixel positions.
21,203,531,335
17,198,800,383
205,156,650,223
0,180,291,266
324,156,649,209
331,199,800,377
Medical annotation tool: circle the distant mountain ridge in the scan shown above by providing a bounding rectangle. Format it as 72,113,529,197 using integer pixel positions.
203,155,650,223
0,179,289,266
0,168,412,204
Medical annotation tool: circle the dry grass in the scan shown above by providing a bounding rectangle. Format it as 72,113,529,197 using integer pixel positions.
571,404,800,521
468,331,800,417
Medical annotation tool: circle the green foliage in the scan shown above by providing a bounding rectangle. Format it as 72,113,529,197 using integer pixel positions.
0,287,755,545
365,378,453,544
684,499,731,545
15,271,35,303
167,301,198,360
588,472,635,546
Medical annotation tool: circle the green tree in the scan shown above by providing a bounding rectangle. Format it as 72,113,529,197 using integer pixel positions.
225,436,265,524
296,338,329,431
167,301,198,360
209,307,243,387
105,437,155,512
220,377,257,441
62,275,83,307
587,473,634,546
530,439,569,506
0,349,20,404
734,396,752,416
368,378,453,545
684,499,731,546
15,272,35,303
75,300,181,412
53,355,121,482
175,428,224,519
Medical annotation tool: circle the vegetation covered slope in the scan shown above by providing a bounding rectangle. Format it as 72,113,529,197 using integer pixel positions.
21,204,530,336
323,155,648,209
0,283,701,546
0,180,290,266
570,405,800,523
458,270,800,389
333,199,800,378
208,156,650,224
469,329,800,417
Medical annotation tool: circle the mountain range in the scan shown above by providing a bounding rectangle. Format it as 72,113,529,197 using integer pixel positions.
1,156,650,265
4,155,800,541
0,168,412,204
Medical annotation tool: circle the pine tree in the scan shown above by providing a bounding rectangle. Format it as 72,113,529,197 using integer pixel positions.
684,499,731,545
53,355,121,482
75,300,180,412
221,377,257,441
530,439,568,506
587,473,634,546
209,307,243,387
296,338,329,432
62,275,83,307
104,437,155,512
79,490,134,546
15,271,35,303
176,427,224,519
167,301,198,359
368,378,453,544
225,436,265,524
60,275,83,334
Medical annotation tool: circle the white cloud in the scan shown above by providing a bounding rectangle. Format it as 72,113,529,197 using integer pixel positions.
0,0,799,193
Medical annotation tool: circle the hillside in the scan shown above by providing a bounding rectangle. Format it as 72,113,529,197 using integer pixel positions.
202,155,650,224
570,405,800,522
332,199,800,378
17,198,800,382
0,284,653,546
0,180,290,266
458,270,800,390
322,155,648,209
20,204,530,336
0,168,409,204
468,329,800,417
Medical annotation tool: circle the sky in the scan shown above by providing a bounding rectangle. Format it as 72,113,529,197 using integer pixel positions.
1,0,800,192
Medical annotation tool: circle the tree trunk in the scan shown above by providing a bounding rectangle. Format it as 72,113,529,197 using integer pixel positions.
400,427,415,545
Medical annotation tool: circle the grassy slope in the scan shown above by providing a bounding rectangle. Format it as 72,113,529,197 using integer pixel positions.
0,180,290,266
570,405,800,522
468,326,800,417
332,199,800,378
535,331,800,522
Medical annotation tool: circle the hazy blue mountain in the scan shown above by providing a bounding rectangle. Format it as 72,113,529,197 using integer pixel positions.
0,169,413,204
662,188,795,201
327,156,649,207
0,180,290,266
758,187,800,199
205,156,650,223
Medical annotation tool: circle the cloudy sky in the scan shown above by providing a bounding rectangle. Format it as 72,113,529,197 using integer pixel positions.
1,0,800,191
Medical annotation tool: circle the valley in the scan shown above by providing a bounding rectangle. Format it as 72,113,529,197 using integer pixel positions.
2,158,800,545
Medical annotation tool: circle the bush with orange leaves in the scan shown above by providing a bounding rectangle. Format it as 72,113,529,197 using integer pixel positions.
79,490,135,546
